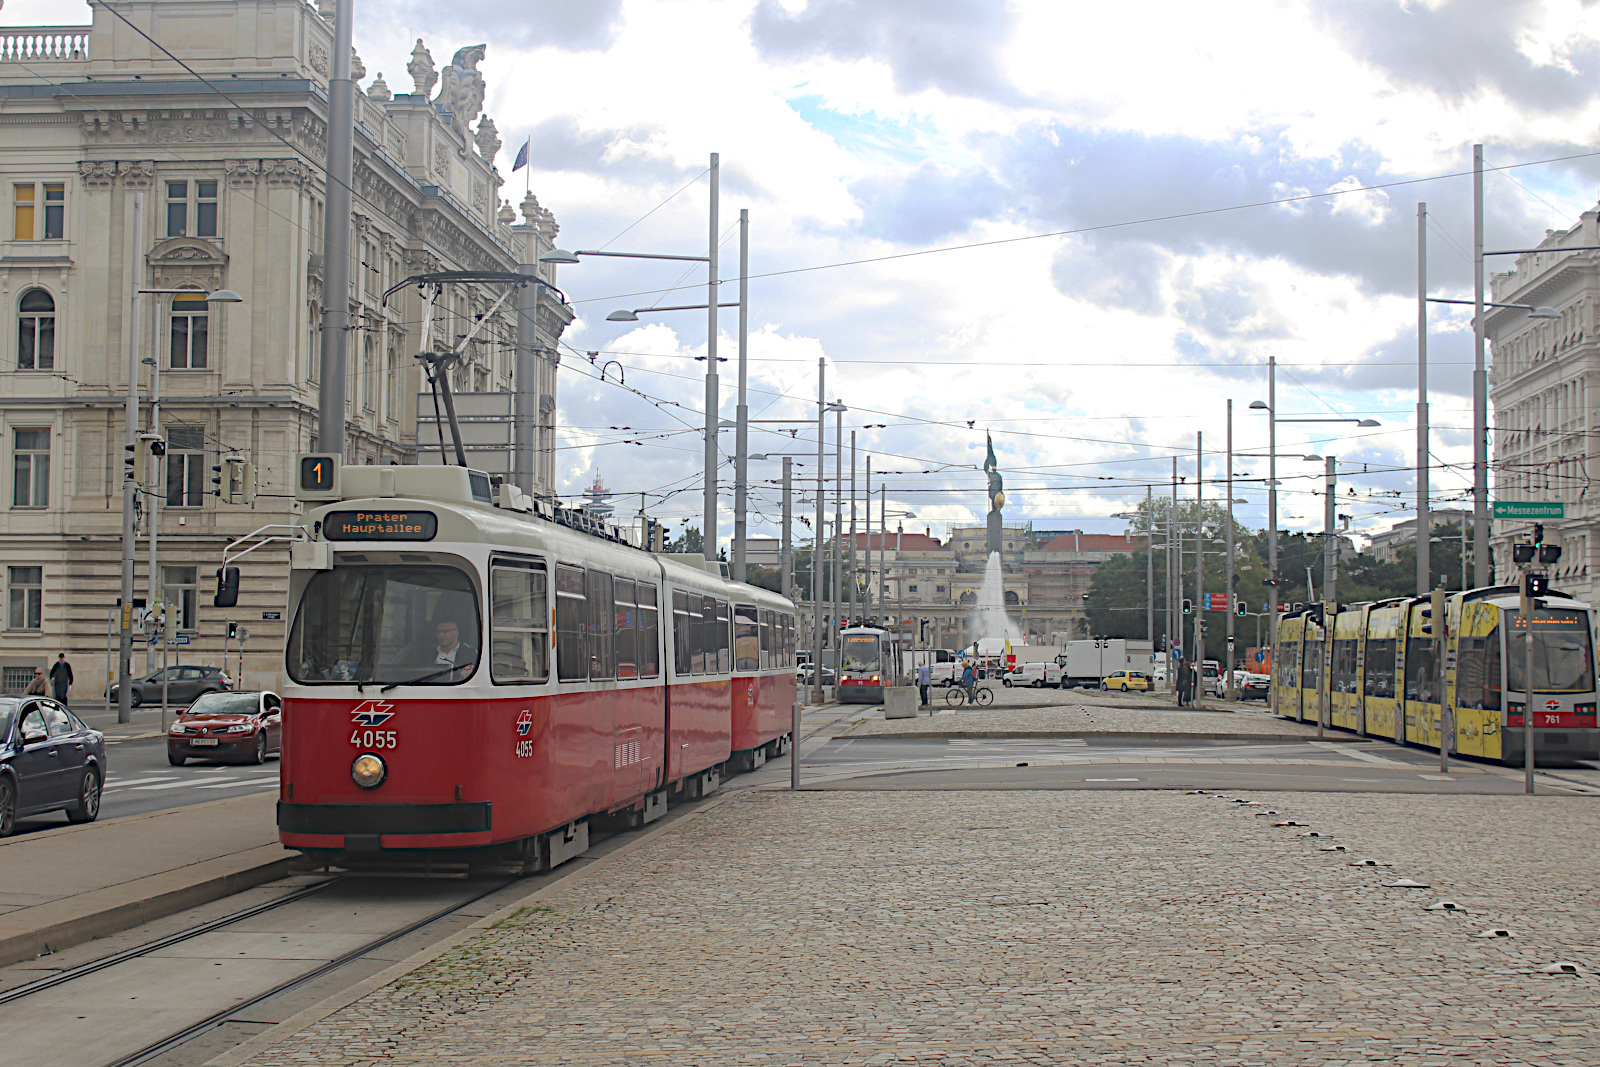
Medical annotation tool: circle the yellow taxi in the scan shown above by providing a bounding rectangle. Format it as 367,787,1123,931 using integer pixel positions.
1100,670,1150,692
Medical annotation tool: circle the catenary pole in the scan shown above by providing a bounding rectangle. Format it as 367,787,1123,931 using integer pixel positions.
1472,144,1489,586
703,153,720,562
1417,201,1432,595
1267,355,1278,591
317,0,355,458
832,402,843,654
1194,432,1204,701
865,456,873,623
145,306,161,677
849,432,857,626
1145,484,1153,648
117,191,144,725
1324,455,1337,606
1226,401,1236,699
733,207,749,580
780,457,792,601
811,358,825,705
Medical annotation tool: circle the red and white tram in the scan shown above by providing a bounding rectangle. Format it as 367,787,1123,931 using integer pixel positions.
269,463,797,870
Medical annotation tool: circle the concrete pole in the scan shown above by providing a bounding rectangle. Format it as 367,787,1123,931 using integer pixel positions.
1267,355,1278,590
117,191,144,725
811,357,825,704
1194,432,1204,698
848,431,857,627
1226,401,1236,699
865,456,872,622
780,457,792,601
1417,201,1432,595
832,402,843,650
513,266,539,495
1324,455,1337,605
317,0,355,459
733,208,749,581
1168,457,1177,691
1520,574,1536,793
1145,484,1153,647
1472,144,1490,587
703,153,720,562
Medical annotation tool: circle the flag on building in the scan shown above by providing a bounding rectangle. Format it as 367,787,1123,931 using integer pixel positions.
512,136,530,172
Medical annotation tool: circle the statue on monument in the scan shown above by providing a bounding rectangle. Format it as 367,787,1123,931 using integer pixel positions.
983,433,1005,555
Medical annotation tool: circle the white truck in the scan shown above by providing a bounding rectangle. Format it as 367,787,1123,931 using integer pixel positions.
1057,639,1129,688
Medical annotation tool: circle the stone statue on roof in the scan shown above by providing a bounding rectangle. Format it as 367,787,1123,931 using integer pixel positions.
407,39,436,97
436,44,487,126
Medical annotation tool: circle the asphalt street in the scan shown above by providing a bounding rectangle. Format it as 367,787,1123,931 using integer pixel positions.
801,735,1600,794
12,734,279,836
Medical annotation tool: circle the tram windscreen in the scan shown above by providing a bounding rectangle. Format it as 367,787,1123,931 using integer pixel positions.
841,635,881,673
288,564,480,685
1505,610,1596,694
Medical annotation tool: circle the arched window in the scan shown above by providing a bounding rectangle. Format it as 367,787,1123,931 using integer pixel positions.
17,289,54,371
1004,590,1021,605
170,292,208,369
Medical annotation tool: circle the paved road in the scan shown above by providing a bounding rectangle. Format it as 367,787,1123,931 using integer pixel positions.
12,735,279,836
802,736,1600,794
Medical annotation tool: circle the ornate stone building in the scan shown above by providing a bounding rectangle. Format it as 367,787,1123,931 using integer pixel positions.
1487,210,1600,600
0,0,570,693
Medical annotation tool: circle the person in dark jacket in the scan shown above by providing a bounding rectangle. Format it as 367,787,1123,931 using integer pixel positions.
49,653,73,705
1175,657,1192,707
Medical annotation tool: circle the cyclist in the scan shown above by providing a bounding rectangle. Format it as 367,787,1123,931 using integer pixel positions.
960,659,977,703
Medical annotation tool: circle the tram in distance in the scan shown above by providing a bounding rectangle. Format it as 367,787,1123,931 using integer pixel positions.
1272,584,1600,763
266,461,798,871
836,626,901,704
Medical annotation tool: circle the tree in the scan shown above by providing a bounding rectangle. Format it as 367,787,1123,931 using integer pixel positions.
666,525,704,555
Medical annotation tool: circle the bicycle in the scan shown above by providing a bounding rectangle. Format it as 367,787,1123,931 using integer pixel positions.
944,685,994,707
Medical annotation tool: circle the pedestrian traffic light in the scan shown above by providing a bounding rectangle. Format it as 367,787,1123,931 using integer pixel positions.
226,621,239,640
1181,598,1193,615
1525,574,1549,598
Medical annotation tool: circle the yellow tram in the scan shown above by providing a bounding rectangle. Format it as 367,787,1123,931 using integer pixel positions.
1272,585,1600,763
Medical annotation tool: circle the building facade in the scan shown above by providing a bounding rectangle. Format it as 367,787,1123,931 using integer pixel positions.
1486,209,1600,600
0,1,570,693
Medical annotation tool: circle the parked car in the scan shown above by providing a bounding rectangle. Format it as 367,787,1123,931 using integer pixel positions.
107,665,232,708
1005,662,1063,688
0,697,106,836
1100,670,1150,692
796,665,836,687
1232,671,1271,700
167,690,282,766
1201,662,1223,698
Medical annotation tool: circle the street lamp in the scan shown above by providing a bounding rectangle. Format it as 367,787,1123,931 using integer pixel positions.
541,153,729,565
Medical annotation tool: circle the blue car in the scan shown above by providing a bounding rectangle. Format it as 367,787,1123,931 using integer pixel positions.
0,697,107,836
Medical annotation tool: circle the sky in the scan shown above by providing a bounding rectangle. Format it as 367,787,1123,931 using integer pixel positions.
15,0,1600,552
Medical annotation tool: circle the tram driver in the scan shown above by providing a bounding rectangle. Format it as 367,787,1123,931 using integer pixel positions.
408,619,479,683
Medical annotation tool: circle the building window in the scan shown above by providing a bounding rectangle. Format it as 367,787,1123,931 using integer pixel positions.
165,180,218,238
12,183,61,240
165,426,205,507
361,336,375,411
170,293,208,369
908,584,918,593
7,566,41,630
12,429,49,508
163,565,197,631
17,289,55,371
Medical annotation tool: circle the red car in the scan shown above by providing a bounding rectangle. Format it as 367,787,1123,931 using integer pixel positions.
167,690,283,765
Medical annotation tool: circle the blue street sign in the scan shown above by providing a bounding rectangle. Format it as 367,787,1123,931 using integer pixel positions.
1171,645,1181,659
1254,649,1266,663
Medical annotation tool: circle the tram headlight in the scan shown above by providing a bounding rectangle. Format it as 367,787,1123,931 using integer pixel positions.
351,753,387,789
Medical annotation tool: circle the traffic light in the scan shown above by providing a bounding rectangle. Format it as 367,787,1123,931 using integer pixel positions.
1236,600,1247,617
1181,598,1193,615
1512,543,1535,565
226,621,239,640
1540,543,1562,565
1532,523,1545,546
1526,574,1549,598
133,433,164,485
1261,578,1279,587
1155,634,1166,652
213,566,239,608
212,456,251,502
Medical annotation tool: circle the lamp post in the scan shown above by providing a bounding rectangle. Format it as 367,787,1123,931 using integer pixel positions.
116,279,242,725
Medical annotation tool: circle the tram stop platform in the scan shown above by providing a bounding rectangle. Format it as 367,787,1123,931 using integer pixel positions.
0,791,289,968
207,769,1600,1067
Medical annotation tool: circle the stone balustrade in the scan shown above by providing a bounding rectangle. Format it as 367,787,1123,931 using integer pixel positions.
0,28,90,63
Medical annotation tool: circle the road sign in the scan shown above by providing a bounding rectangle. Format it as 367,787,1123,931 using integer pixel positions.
168,635,190,646
262,611,281,621
1494,501,1564,519
1206,593,1228,611
1254,649,1266,663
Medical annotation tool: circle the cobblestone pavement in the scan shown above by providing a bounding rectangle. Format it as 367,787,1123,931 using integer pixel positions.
233,790,1600,1066
842,694,1320,740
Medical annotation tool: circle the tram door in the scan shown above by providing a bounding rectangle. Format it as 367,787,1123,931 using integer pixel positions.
1449,602,1502,759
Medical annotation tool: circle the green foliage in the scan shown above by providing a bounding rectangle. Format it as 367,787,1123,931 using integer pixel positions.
666,525,704,555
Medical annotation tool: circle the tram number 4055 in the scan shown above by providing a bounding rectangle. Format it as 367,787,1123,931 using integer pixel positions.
351,729,398,749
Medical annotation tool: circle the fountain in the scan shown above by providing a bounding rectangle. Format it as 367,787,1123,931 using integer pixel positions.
976,551,1022,645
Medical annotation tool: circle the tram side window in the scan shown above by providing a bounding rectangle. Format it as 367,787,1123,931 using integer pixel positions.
1404,637,1439,702
1364,639,1396,699
1278,643,1299,689
715,598,731,672
735,604,759,671
556,564,587,682
758,609,772,670
1457,632,1502,710
1301,640,1323,691
489,561,548,685
784,613,796,667
1331,639,1359,694
587,570,615,680
637,584,659,678
672,590,694,676
615,579,637,680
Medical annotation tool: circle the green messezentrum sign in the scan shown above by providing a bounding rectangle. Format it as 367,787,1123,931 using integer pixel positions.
1493,501,1565,519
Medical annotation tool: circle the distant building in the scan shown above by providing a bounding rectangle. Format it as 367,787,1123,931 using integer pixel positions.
1364,509,1471,563
1487,209,1600,599
581,469,613,519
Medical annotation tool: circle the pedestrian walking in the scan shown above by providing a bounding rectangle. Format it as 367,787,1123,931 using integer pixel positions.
49,652,73,705
24,667,46,696
1175,657,1191,707
915,661,931,707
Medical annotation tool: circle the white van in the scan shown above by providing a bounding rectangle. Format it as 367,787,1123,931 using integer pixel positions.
1005,661,1062,688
